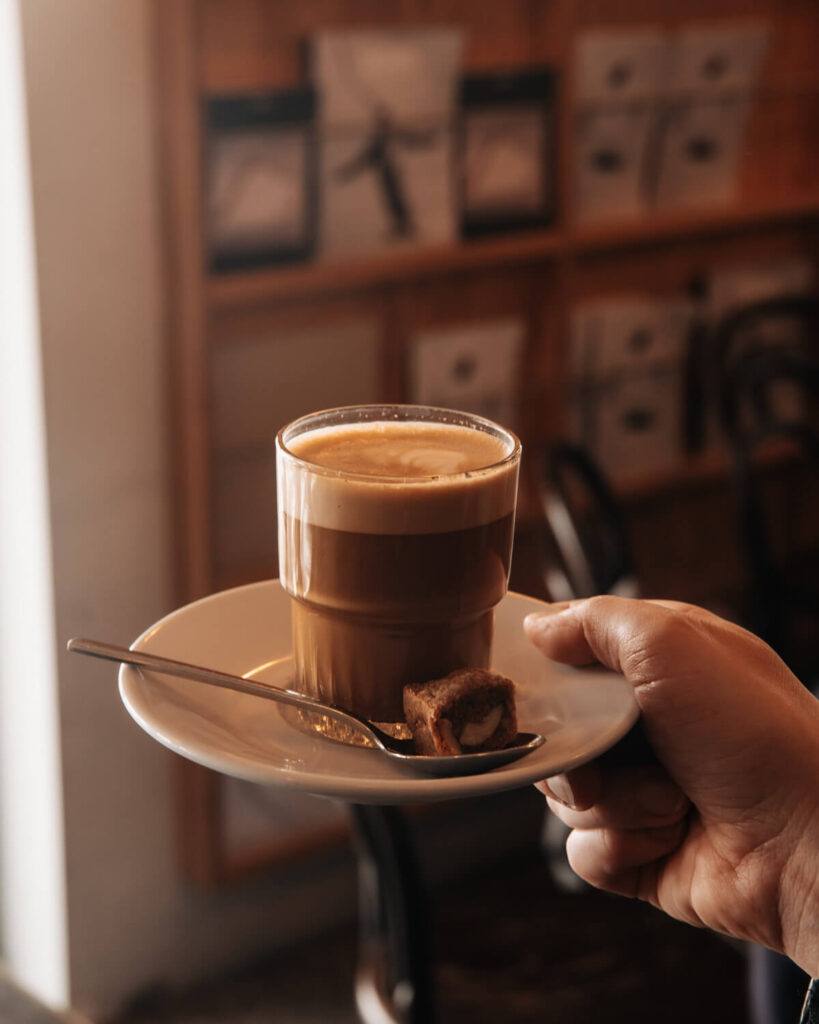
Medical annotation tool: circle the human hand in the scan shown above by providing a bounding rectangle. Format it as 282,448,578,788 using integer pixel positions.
525,597,819,977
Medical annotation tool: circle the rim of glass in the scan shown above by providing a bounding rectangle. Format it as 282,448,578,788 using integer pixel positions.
276,404,521,483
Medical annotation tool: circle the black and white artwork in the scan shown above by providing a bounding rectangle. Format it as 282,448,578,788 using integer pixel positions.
568,296,691,476
205,89,316,271
575,28,667,106
666,23,769,97
459,69,555,237
654,96,750,208
574,105,654,222
313,29,462,256
593,369,683,476
570,297,690,380
573,23,769,220
654,24,768,209
573,29,665,223
408,318,524,428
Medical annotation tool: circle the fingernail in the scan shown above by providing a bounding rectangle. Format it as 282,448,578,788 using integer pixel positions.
638,780,687,818
542,774,578,809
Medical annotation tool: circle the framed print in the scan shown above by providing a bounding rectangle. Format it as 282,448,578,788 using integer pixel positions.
666,23,768,98
574,103,654,222
567,368,684,479
458,69,556,238
205,88,316,272
654,96,750,209
651,24,767,208
570,296,690,381
313,29,462,256
575,28,667,105
596,367,684,477
568,296,690,477
319,129,455,256
408,318,525,429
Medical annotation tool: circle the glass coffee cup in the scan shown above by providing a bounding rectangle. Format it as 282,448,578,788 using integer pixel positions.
276,405,521,723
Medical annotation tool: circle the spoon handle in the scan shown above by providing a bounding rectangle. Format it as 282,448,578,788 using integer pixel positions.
66,637,371,740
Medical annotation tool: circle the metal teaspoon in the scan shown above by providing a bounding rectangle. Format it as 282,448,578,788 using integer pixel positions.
67,637,544,777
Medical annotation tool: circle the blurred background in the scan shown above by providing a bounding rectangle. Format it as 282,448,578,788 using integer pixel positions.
1,1,817,1022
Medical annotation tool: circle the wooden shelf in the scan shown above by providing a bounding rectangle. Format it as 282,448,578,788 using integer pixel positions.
501,439,806,540
208,193,819,312
611,439,804,503
208,227,564,310
511,451,736,531
570,193,819,257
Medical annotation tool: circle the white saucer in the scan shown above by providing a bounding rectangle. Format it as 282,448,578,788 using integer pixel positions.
120,581,639,805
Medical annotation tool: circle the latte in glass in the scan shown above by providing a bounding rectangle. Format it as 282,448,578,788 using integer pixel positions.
276,406,520,722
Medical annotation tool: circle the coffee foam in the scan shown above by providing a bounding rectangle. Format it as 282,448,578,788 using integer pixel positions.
277,421,519,534
289,421,509,478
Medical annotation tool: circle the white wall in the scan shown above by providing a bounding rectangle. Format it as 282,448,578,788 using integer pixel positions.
18,1,359,1017
0,0,68,1006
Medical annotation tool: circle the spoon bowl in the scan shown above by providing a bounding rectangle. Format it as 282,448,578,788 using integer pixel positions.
67,638,544,776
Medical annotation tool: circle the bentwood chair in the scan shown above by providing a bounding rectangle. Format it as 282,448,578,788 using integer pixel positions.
711,299,819,1024
711,293,819,446
710,293,819,680
537,440,638,603
726,347,819,685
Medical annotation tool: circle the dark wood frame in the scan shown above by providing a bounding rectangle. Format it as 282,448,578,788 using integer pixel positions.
205,87,317,272
458,67,557,238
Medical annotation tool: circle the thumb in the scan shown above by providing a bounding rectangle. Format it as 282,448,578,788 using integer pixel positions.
524,596,814,817
524,596,655,679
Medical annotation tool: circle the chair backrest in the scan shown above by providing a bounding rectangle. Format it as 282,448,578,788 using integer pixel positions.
710,292,819,446
538,441,638,602
730,349,819,662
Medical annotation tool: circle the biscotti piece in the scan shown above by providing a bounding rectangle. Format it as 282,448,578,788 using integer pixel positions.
403,669,518,756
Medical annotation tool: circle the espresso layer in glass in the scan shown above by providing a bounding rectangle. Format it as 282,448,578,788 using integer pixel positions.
284,513,514,721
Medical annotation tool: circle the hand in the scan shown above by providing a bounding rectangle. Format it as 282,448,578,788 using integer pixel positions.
525,597,819,977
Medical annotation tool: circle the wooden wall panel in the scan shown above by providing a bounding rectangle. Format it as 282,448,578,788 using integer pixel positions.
417,0,549,68
394,265,536,334
745,90,819,201
575,0,771,32
627,483,745,605
156,0,212,601
199,0,564,91
765,1,819,84
209,316,382,453
200,0,427,92
525,266,570,446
